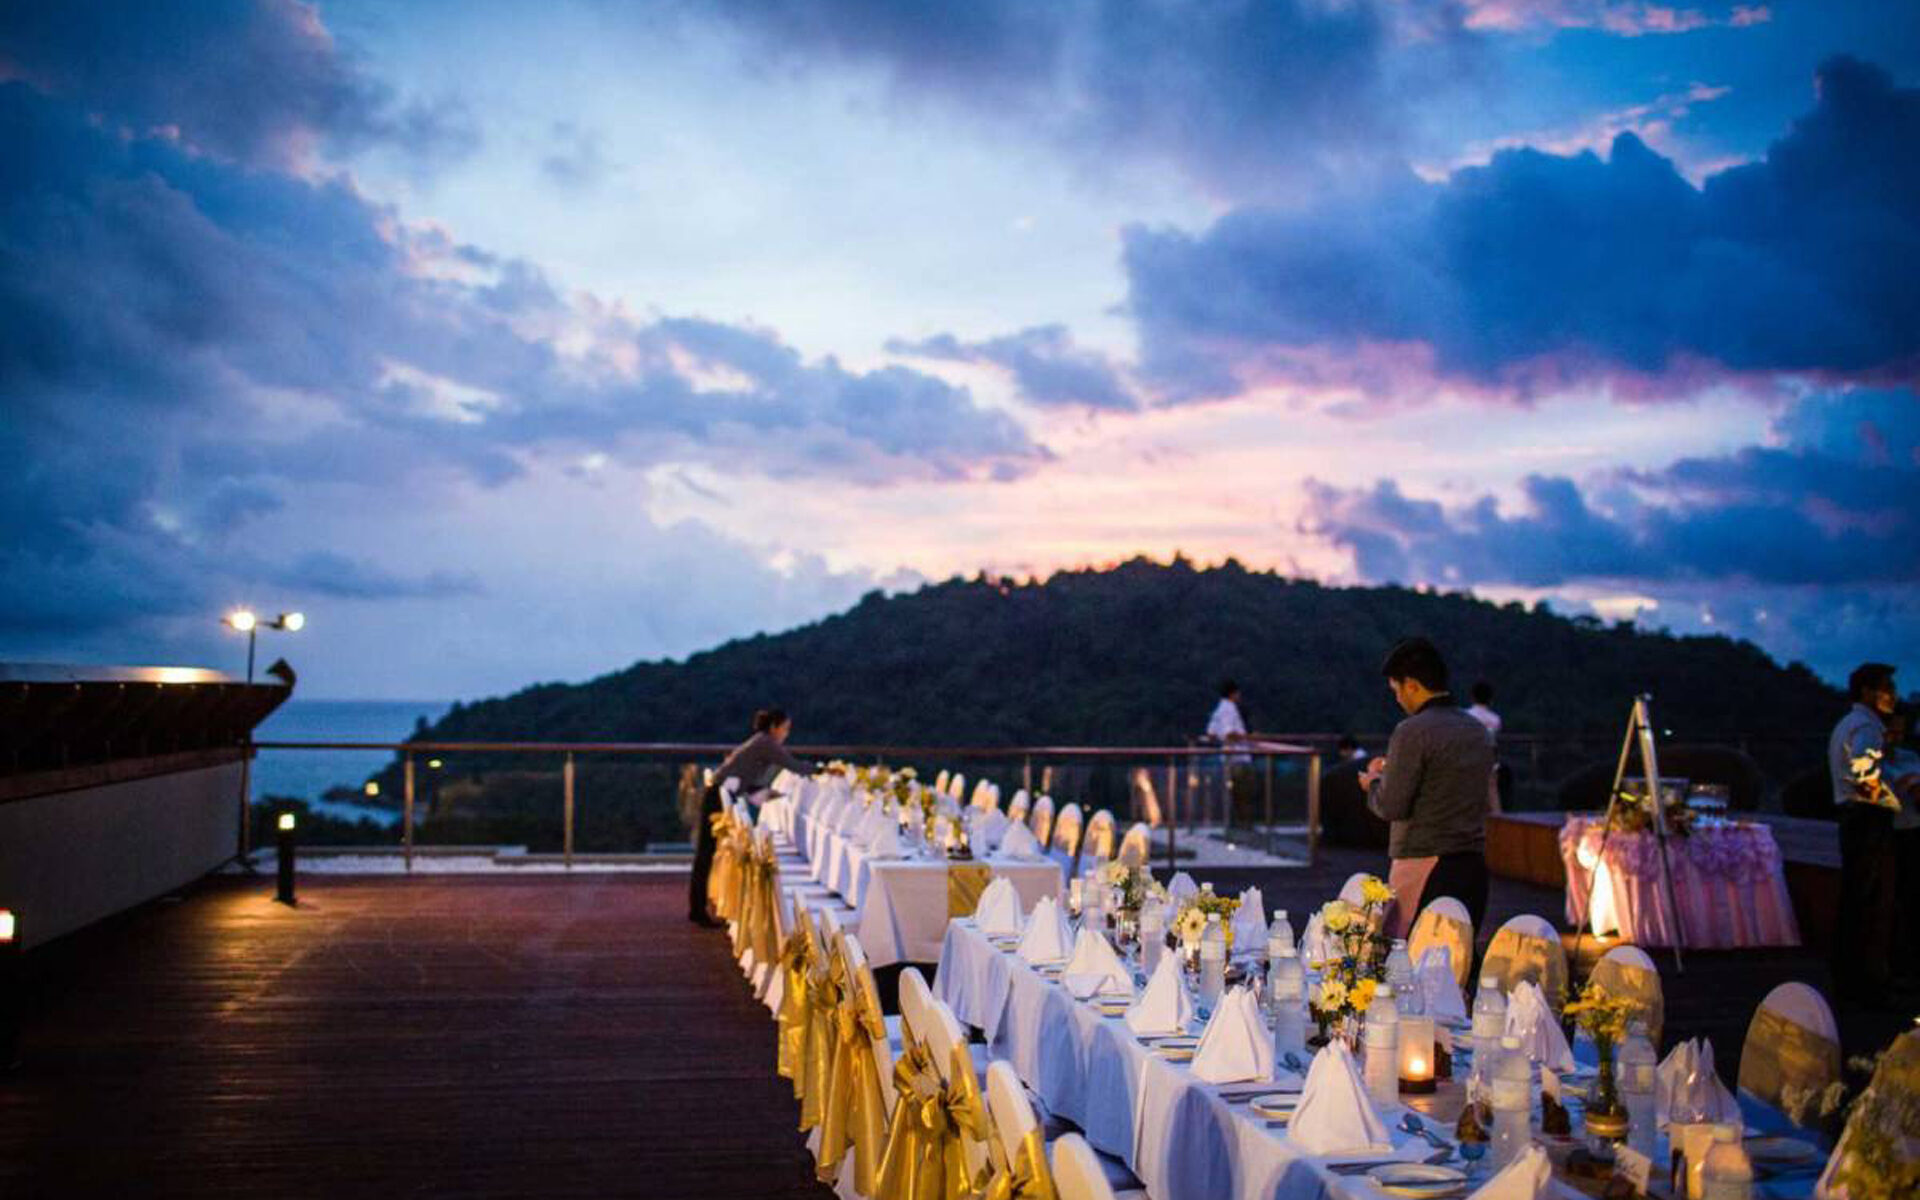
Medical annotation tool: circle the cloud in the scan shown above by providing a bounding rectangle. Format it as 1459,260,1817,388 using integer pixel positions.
541,120,609,189
1460,1,1770,37
690,0,1479,196
0,0,478,170
1123,56,1920,400
887,325,1138,411
0,68,1040,647
1301,388,1920,590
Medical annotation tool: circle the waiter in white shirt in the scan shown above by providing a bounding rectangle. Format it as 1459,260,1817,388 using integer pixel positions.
1206,680,1256,826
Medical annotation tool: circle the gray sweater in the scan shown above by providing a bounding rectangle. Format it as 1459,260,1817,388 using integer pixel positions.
1366,697,1494,859
714,732,811,794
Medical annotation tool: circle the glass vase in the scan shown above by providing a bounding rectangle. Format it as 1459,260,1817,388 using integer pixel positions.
1584,1040,1630,1145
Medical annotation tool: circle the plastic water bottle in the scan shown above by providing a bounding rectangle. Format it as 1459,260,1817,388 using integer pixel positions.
1471,975,1508,1085
1268,947,1307,1064
1489,1035,1531,1170
1387,939,1419,1014
1364,986,1401,1106
1700,1127,1753,1200
1198,913,1227,1011
1618,1019,1659,1159
1139,901,1166,975
1269,909,1294,957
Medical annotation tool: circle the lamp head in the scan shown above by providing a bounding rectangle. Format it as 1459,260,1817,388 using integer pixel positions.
277,812,296,832
277,612,305,632
226,609,258,633
0,909,14,944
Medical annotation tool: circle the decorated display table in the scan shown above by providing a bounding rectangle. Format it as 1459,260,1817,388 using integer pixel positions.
1560,815,1800,948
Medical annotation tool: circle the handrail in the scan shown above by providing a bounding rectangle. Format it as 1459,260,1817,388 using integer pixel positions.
251,740,1316,756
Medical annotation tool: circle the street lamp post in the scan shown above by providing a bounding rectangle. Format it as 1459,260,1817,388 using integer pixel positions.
223,609,304,868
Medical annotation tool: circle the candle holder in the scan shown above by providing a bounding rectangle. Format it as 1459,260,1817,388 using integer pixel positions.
1398,1015,1436,1094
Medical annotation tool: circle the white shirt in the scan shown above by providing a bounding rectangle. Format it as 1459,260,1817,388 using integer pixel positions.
1466,704,1501,741
1207,698,1250,765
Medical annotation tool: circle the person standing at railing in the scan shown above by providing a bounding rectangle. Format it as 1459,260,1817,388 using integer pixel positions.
1205,680,1257,827
1360,638,1494,937
689,708,813,927
1829,662,1901,1004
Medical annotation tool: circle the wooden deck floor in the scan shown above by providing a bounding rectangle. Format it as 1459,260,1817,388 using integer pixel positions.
0,873,833,1199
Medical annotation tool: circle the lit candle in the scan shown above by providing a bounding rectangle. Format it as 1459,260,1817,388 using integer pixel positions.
1399,1015,1436,1093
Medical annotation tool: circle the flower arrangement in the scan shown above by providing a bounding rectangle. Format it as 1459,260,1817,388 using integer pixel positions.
1098,860,1149,913
1173,887,1242,948
1605,780,1696,837
1827,1044,1920,1200
1564,980,1639,1135
1307,877,1393,1040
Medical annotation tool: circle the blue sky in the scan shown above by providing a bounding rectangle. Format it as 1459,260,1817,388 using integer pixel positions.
2,0,1917,700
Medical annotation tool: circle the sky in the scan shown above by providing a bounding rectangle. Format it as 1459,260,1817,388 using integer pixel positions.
2,0,1917,701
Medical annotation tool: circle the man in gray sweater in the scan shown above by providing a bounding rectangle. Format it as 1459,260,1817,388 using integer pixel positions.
1360,638,1494,937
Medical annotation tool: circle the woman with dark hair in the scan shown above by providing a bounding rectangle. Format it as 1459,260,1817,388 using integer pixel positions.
688,708,813,926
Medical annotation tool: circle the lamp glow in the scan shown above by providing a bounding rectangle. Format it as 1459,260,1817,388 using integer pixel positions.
427,759,443,769
277,812,296,832
279,611,305,632
0,910,13,944
227,609,257,632
1398,1016,1436,1093
364,781,380,798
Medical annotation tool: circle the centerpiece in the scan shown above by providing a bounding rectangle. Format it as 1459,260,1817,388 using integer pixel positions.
1306,875,1393,1049
1564,980,1637,1143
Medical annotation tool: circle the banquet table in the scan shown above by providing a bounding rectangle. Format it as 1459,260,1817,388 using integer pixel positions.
1559,816,1800,948
789,806,1062,967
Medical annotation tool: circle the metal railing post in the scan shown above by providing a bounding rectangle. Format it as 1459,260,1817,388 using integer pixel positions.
1023,755,1032,795
1263,750,1275,854
403,752,415,872
1306,752,1322,867
563,752,576,868
1164,755,1178,873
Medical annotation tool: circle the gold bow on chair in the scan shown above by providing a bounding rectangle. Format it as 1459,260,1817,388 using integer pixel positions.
876,1040,994,1200
732,841,781,966
817,964,891,1194
947,864,994,919
980,1125,1058,1200
1739,1007,1842,1111
776,927,812,1086
799,939,841,1133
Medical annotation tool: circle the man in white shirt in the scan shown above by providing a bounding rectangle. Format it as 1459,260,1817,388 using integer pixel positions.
1466,681,1501,741
1205,680,1255,826
1830,661,1899,1003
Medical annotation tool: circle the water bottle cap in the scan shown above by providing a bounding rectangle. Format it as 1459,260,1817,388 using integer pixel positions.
1276,909,1288,920
1499,1035,1521,1050
1279,946,1296,958
1480,975,1498,989
1206,912,1220,923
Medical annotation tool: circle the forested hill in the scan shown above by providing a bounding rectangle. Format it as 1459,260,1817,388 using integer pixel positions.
421,559,1843,747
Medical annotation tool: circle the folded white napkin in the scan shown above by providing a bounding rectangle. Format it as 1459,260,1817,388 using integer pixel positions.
1657,1038,1741,1124
1416,947,1468,1022
1125,947,1195,1036
1166,872,1200,907
1469,1142,1552,1200
997,822,1042,861
835,801,864,834
1063,927,1134,999
974,877,1025,936
1504,981,1575,1072
1286,1041,1393,1155
867,820,903,860
974,809,1009,850
1191,986,1276,1083
1231,887,1268,952
1300,911,1334,964
1017,896,1073,964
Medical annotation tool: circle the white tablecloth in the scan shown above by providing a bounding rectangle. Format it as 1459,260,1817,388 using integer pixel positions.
791,809,1062,968
937,922,1460,1200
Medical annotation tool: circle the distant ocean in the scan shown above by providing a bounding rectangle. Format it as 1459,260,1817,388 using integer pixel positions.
252,699,453,826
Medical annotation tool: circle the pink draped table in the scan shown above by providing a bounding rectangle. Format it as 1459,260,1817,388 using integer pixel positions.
1559,815,1801,948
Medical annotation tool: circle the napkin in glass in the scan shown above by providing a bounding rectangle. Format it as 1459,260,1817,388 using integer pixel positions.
867,820,903,860
974,877,1025,936
1190,986,1276,1083
1416,946,1468,1022
1166,872,1200,907
997,822,1042,861
1125,947,1195,1036
1286,1041,1394,1155
1657,1038,1740,1124
1300,911,1334,965
1504,981,1575,1072
1468,1142,1551,1200
1231,887,1268,952
1016,895,1073,964
1062,927,1134,999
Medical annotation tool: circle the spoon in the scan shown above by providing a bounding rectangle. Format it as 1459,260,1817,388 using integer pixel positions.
1401,1113,1450,1149
1283,1052,1305,1073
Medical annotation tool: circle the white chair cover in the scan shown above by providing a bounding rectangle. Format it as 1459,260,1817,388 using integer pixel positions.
1083,809,1117,861
1408,897,1474,990
1591,944,1664,1046
1117,822,1151,868
1051,1132,1116,1200
1030,795,1056,846
948,773,967,801
1337,872,1369,905
1738,982,1841,1113
1007,789,1032,823
1484,913,1568,1010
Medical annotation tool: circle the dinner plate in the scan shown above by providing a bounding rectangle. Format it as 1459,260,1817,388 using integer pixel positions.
1366,1162,1467,1198
1155,1045,1196,1061
1092,997,1133,1013
1249,1094,1299,1120
1745,1136,1820,1164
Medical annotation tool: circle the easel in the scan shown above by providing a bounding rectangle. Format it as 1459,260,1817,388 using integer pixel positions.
1573,694,1687,974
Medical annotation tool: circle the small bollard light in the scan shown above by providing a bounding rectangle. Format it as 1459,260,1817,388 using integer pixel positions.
1,908,20,1070
276,812,298,906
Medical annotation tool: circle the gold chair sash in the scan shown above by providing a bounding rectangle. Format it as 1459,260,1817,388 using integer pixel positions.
818,962,891,1193
876,1040,993,1200
732,842,782,967
1591,957,1664,1047
800,938,841,1132
1483,929,1568,1010
948,864,995,918
776,928,812,1085
1738,1006,1841,1111
981,1128,1058,1200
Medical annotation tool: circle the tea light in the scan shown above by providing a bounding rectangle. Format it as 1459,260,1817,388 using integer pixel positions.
1069,878,1084,916
1398,1015,1436,1094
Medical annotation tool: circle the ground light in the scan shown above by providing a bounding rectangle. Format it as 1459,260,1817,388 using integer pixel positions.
1,908,19,1070
276,813,298,906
